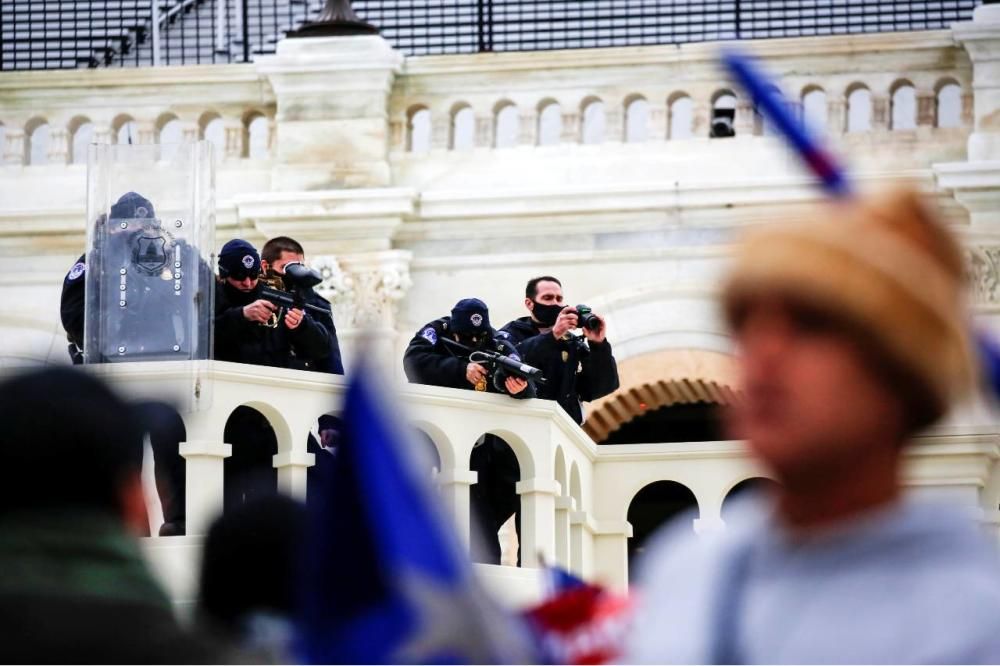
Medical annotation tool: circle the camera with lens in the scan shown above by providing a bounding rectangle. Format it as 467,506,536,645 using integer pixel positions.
574,304,602,332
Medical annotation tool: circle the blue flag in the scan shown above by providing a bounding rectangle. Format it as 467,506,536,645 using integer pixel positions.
295,362,537,664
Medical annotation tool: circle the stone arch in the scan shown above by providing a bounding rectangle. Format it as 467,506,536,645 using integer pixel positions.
720,476,780,521
584,349,738,442
627,480,699,572
667,91,693,140
156,112,182,161
623,94,649,143
243,111,270,159
25,116,49,165
67,115,94,165
449,102,474,151
406,105,431,154
110,113,135,145
889,79,917,130
934,77,962,129
846,82,871,132
410,418,456,471
493,100,519,148
536,98,561,146
223,402,287,511
800,84,827,133
199,111,225,161
580,96,605,144
554,446,567,497
710,89,737,138
570,462,582,508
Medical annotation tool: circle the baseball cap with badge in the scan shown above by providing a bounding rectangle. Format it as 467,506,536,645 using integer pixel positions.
218,239,261,280
109,191,155,220
451,298,491,336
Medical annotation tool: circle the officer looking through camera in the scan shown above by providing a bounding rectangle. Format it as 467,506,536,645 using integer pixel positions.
500,276,620,425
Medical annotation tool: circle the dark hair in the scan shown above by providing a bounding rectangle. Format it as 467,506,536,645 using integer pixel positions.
525,275,562,299
0,367,143,517
261,236,305,264
198,494,306,634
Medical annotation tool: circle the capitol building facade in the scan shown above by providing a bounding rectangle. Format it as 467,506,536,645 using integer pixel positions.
1,2,999,609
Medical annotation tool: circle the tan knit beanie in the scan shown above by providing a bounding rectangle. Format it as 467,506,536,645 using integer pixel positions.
722,186,975,422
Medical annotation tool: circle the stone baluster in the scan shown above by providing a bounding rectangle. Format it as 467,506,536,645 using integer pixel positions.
554,495,575,568
916,89,936,127
136,121,157,145
517,477,560,568
648,104,667,141
46,128,69,164
475,115,493,148
178,410,231,536
560,112,581,144
872,94,890,130
431,114,450,150
606,107,624,142
827,97,847,134
519,112,536,146
223,119,243,159
734,98,755,136
92,126,113,145
2,130,25,166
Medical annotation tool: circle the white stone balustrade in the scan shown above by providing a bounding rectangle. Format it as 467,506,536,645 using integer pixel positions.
72,360,1000,607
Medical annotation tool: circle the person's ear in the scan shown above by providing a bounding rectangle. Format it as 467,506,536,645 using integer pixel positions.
525,297,534,312
118,473,150,537
260,259,270,273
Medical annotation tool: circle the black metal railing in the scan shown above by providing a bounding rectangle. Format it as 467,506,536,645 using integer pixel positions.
0,0,984,71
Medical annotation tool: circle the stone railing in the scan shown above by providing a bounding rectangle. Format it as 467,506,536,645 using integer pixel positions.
84,360,1000,605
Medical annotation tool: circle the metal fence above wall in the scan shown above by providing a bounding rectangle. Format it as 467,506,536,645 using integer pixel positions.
0,0,985,71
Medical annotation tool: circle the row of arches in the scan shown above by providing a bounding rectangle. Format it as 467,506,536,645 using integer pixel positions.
0,110,272,166
403,77,967,152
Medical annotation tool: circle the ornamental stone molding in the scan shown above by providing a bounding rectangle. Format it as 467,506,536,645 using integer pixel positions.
313,250,413,330
967,245,1000,304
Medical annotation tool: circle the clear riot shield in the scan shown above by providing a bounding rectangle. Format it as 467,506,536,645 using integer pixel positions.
84,142,215,409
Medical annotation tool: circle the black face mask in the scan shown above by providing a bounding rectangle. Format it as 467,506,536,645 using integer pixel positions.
457,334,487,349
531,301,564,327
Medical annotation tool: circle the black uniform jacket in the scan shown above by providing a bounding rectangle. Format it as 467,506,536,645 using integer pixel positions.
499,316,619,423
403,317,535,399
290,289,345,375
60,254,87,359
214,280,331,369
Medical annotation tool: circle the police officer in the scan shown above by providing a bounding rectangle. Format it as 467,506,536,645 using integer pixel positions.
58,191,198,536
403,298,533,564
500,276,619,425
215,238,331,368
260,236,344,375
215,238,332,511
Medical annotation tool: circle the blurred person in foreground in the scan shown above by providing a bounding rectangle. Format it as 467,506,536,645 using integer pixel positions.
627,188,1000,664
0,367,225,663
198,494,307,662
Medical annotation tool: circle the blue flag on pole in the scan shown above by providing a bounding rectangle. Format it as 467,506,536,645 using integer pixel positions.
294,362,537,664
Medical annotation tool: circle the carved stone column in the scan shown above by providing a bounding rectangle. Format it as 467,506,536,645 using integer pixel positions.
954,4,1000,160
691,101,711,138
256,36,403,190
605,108,624,142
2,130,25,166
560,112,580,144
179,121,200,144
516,477,560,568
223,119,244,160
734,99,755,136
312,249,414,371
92,126,113,145
519,112,536,146
46,128,69,164
136,121,157,145
872,94,890,131
431,114,450,150
827,97,847,135
648,105,667,141
916,90,937,127
474,115,493,148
